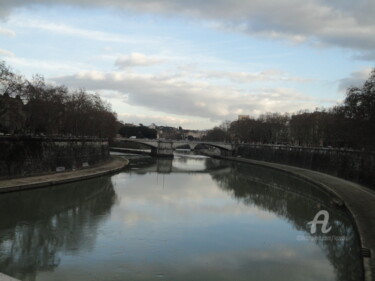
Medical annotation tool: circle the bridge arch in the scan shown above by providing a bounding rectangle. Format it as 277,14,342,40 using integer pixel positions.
172,140,232,151
192,142,232,151
118,138,158,149
116,138,174,157
114,138,233,157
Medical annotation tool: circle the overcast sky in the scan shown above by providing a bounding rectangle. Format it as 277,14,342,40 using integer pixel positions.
0,0,374,129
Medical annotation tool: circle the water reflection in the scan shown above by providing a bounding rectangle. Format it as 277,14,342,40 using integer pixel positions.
127,154,229,174
0,155,363,281
0,177,116,281
210,161,363,281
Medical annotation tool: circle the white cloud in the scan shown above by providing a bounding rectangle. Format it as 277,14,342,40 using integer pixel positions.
2,0,375,59
53,70,322,122
6,57,84,71
9,18,148,44
115,53,164,68
0,26,16,37
204,69,310,84
117,113,197,128
101,46,113,52
0,48,15,57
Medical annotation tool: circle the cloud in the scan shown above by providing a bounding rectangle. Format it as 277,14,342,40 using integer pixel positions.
2,1,375,59
115,53,163,68
53,70,322,121
117,113,193,127
352,51,375,61
4,56,92,74
0,48,15,57
10,18,147,44
204,69,310,84
0,27,16,37
338,67,373,92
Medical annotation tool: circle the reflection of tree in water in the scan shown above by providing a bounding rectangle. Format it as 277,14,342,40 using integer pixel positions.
0,176,116,281
204,157,229,171
210,162,363,281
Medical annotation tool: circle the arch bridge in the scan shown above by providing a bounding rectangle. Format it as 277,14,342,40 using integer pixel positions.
115,138,233,157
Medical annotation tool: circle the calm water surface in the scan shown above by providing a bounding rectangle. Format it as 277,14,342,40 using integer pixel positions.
0,154,363,281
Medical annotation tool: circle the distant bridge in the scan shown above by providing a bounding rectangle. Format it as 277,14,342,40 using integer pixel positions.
114,138,234,157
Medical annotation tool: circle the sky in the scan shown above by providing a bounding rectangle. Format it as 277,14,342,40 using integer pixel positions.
0,0,374,129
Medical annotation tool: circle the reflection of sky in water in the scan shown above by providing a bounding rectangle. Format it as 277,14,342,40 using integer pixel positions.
40,174,332,280
172,155,208,171
0,157,362,281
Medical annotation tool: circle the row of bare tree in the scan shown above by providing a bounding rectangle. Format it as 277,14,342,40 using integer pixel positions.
0,61,118,139
204,69,375,150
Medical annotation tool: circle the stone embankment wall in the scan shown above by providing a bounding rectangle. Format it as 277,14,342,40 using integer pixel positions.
236,144,375,188
0,136,109,178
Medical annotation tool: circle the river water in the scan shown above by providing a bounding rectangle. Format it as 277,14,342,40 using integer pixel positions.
0,153,363,281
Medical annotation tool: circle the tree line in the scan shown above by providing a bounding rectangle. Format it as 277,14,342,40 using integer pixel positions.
204,69,375,150
118,124,157,139
0,61,118,139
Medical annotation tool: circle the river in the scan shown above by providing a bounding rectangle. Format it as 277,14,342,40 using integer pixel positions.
0,153,363,281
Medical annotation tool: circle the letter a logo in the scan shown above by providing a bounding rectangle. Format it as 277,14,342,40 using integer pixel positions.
308,210,332,234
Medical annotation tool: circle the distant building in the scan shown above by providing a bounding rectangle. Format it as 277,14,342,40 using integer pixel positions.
185,130,207,140
123,123,137,127
148,123,157,130
238,115,250,120
0,93,26,134
144,123,207,140
157,126,180,139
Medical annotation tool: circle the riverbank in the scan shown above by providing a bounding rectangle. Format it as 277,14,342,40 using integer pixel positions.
0,273,20,281
236,143,375,188
0,156,128,194
221,155,375,281
0,137,110,179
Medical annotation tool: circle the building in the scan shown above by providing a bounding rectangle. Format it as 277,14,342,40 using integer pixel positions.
157,126,180,139
148,123,157,130
144,123,208,140
123,123,137,127
238,115,250,120
184,130,207,140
